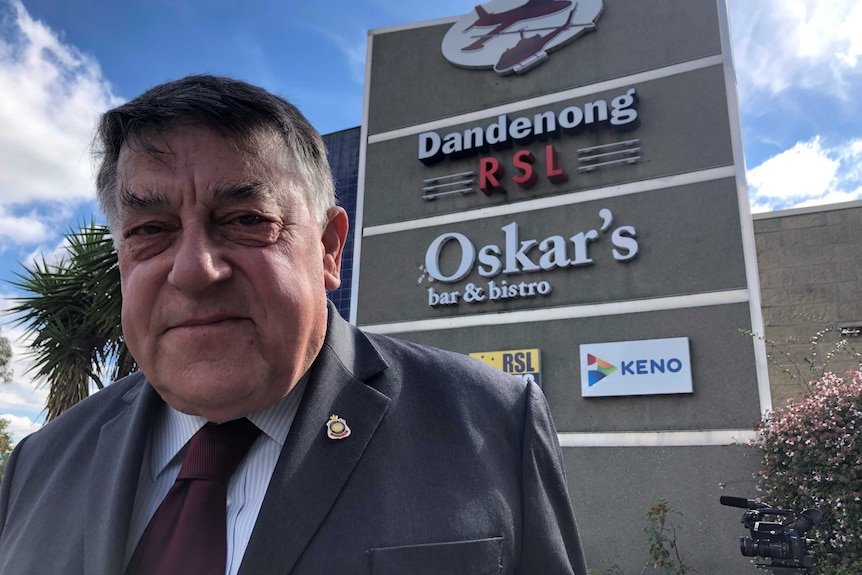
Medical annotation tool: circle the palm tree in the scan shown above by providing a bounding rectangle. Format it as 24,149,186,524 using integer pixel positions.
7,222,134,420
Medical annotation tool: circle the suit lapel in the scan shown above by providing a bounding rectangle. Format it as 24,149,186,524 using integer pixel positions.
84,374,161,575
239,309,391,575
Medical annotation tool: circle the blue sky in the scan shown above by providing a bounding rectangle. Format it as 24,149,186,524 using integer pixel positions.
0,0,860,441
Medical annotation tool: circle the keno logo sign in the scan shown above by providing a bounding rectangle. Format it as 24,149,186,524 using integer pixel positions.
579,337,693,397
442,0,603,75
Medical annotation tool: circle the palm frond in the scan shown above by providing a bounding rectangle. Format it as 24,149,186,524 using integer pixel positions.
6,221,135,420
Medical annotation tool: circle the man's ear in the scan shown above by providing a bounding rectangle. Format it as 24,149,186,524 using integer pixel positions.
321,206,349,291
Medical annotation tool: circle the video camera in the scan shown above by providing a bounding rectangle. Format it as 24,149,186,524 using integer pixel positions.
720,496,822,575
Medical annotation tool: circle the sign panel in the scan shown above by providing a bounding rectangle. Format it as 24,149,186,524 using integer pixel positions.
470,348,542,385
579,337,692,397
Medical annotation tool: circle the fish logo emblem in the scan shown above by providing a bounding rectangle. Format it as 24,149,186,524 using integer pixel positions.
442,0,603,76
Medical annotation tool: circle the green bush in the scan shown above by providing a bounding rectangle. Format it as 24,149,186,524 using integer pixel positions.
755,371,862,574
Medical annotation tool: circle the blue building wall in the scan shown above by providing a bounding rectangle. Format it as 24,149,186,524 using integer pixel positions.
322,127,360,320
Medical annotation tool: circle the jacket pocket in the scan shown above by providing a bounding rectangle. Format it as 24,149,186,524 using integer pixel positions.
369,536,503,575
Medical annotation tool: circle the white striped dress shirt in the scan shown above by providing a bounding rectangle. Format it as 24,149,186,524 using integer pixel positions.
124,374,309,575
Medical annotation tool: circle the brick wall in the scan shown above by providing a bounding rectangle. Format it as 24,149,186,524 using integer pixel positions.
754,201,862,407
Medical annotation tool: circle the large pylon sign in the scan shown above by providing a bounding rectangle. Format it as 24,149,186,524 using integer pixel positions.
358,2,768,571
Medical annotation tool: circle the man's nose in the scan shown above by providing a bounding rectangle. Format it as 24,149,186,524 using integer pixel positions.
167,226,232,292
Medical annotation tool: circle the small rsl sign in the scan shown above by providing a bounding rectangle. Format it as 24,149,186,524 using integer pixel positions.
470,348,542,386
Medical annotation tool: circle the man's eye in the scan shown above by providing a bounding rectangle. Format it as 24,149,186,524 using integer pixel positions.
221,213,282,246
234,214,265,226
127,223,164,236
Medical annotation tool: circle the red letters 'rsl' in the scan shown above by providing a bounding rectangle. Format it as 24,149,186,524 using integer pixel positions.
479,144,569,195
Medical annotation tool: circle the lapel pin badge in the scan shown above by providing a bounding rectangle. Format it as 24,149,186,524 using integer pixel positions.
326,414,351,440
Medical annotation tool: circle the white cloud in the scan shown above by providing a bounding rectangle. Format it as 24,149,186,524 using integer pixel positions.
729,0,862,100
836,1,862,67
0,0,121,244
748,137,862,211
0,413,42,444
748,138,837,199
0,208,49,244
0,381,44,413
21,234,72,270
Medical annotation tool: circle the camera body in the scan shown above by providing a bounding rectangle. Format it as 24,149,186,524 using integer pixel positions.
720,496,822,575
741,513,815,572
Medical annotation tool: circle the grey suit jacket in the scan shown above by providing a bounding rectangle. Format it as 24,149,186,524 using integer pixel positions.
0,307,586,574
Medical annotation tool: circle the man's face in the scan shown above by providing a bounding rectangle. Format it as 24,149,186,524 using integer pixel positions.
115,125,347,422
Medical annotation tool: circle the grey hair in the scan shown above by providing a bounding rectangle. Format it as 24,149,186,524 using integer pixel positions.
93,75,335,234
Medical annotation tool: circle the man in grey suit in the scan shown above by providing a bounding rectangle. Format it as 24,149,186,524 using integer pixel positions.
0,75,587,574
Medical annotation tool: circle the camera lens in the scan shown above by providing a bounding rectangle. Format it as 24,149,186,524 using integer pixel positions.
740,536,791,559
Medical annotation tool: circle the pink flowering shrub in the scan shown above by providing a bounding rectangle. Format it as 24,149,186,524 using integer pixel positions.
755,371,862,574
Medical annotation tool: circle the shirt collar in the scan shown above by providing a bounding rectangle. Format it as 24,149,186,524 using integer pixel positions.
148,372,310,480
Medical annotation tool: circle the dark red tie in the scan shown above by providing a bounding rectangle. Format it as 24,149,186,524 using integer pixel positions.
126,418,261,575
